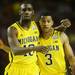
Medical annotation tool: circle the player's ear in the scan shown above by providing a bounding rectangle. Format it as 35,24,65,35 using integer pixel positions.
52,20,54,26
32,10,35,19
32,10,34,15
39,19,42,25
19,10,21,15
19,10,23,15
51,17,54,26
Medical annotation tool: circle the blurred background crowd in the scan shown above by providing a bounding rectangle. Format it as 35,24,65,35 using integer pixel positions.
0,0,75,75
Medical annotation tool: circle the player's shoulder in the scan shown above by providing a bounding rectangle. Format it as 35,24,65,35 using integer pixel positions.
31,20,36,24
60,32,69,42
53,30,61,35
54,30,68,39
31,20,39,30
60,32,68,38
7,22,18,34
8,21,19,30
54,30,67,37
31,21,37,26
10,21,19,28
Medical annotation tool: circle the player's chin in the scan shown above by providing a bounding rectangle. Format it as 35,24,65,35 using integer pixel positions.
25,18,31,20
43,29,49,32
24,16,31,20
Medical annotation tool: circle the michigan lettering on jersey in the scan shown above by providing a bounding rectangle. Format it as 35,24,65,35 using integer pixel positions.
47,45,59,51
18,36,39,44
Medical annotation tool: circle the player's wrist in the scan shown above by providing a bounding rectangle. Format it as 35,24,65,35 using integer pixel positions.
70,56,75,67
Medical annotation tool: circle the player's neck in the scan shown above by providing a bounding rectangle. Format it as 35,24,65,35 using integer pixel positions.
20,19,31,28
42,28,54,39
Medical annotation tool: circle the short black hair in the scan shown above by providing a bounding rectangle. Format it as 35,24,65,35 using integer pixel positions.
22,0,32,4
20,0,35,10
36,11,54,37
36,10,53,22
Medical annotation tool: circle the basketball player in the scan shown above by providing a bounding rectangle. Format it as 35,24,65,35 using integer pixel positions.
4,1,40,75
37,15,75,75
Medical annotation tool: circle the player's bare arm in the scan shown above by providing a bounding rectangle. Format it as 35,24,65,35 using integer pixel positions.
0,39,5,49
8,27,36,55
54,19,71,31
0,39,10,53
61,32,75,75
7,27,46,55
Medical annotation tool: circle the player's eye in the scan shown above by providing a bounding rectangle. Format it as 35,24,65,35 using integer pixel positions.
42,20,46,23
28,8,33,11
22,8,33,11
22,8,26,11
47,20,50,23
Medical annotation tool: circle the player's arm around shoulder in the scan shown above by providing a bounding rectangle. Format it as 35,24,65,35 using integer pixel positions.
7,26,44,55
60,32,75,75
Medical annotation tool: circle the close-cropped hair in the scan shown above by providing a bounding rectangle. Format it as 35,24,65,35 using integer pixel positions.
20,0,35,10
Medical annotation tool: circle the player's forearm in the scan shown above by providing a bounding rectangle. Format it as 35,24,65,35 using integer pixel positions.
54,25,63,29
65,45,75,66
63,40,75,66
54,25,66,32
1,46,11,53
68,56,75,66
65,49,75,67
68,56,75,75
12,46,42,55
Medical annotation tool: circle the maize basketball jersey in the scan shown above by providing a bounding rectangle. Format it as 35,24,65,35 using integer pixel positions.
37,30,67,75
4,21,40,75
9,21,39,63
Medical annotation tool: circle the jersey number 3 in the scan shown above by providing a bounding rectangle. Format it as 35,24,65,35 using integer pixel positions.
45,54,52,65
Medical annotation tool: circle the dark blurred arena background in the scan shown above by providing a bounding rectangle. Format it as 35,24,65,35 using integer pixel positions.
0,0,75,75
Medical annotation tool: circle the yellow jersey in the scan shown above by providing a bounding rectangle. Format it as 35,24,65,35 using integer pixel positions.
37,30,67,75
9,21,39,64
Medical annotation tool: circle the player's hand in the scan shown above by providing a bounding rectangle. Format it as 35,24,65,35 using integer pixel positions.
71,60,75,75
39,46,49,54
71,64,75,75
60,19,71,28
0,39,5,49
